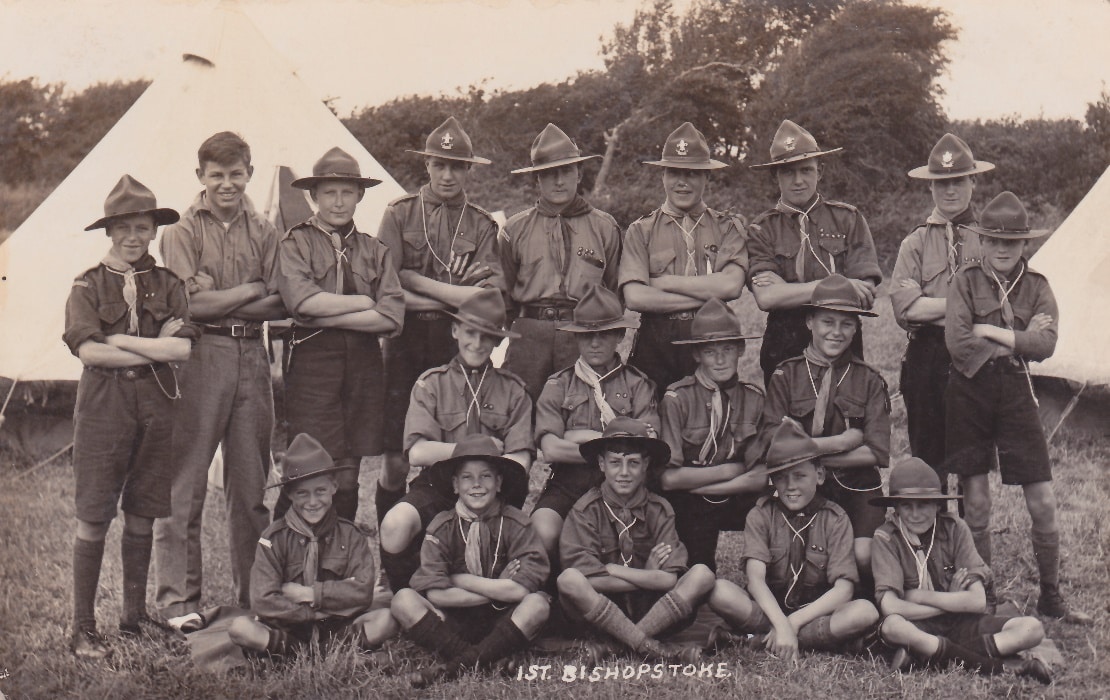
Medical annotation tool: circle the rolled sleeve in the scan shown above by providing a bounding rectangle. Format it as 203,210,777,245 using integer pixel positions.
1012,279,1058,361
505,520,550,593
409,527,455,593
870,526,906,600
617,222,651,289
276,232,327,317
159,221,200,282
63,278,105,355
824,510,859,585
741,505,773,565
659,389,688,468
534,378,568,443
889,234,925,330
559,507,608,578
745,221,780,280
843,212,883,285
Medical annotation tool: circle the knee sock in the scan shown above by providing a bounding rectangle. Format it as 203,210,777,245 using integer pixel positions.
73,537,106,632
120,530,153,626
636,590,694,638
374,483,405,527
583,596,647,651
469,615,529,669
968,525,992,566
797,615,839,651
969,632,1002,660
929,636,1004,675
856,571,876,602
266,626,298,656
380,538,422,592
334,486,359,522
1031,528,1060,591
405,611,471,662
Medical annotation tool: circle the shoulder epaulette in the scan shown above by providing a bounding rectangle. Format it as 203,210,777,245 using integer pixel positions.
549,365,575,382
495,366,529,391
749,208,784,227
425,510,457,536
467,202,500,226
261,518,289,538
500,505,533,527
386,192,420,208
73,266,100,284
589,207,620,227
415,363,452,389
739,380,765,397
666,375,698,392
646,491,677,516
570,487,602,513
622,364,653,383
823,199,859,213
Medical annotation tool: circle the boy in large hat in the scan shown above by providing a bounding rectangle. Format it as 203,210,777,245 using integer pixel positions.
558,417,715,661
747,120,883,386
227,433,378,656
658,298,770,571
709,418,879,662
377,116,504,536
871,458,1051,683
532,284,658,562
500,123,623,400
944,191,1089,623
64,175,198,659
391,435,550,688
155,131,286,627
761,274,890,578
378,288,534,592
619,122,748,398
891,133,994,496
275,147,405,522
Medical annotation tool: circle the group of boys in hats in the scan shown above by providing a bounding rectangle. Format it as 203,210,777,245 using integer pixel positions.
61,112,1084,688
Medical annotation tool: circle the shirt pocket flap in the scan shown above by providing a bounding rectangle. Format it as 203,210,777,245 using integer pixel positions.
971,290,1002,319
97,301,129,325
144,299,173,322
833,394,867,419
479,408,510,435
438,411,469,434
680,425,711,450
818,233,847,257
730,417,758,442
771,232,801,259
788,395,817,418
320,554,349,578
920,255,948,285
451,236,477,257
649,248,676,276
401,228,429,252
803,548,830,586
561,393,590,412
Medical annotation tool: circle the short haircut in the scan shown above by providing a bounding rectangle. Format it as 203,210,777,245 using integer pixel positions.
601,439,647,460
198,131,252,169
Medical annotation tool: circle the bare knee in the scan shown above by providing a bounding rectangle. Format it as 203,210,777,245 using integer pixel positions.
531,509,563,557
879,614,914,645
960,476,992,527
390,588,429,627
76,519,111,542
1010,616,1046,648
556,568,591,603
380,506,420,553
1023,482,1058,529
680,564,717,596
228,616,264,649
854,538,872,573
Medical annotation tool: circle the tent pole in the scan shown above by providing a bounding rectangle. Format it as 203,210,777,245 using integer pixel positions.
0,376,19,429
1046,380,1087,443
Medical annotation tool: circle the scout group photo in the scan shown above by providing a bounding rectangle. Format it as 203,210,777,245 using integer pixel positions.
0,0,1107,698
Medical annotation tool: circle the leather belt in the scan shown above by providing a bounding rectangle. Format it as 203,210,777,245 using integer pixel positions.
86,363,167,380
519,305,574,321
410,310,448,322
642,311,694,321
203,323,262,339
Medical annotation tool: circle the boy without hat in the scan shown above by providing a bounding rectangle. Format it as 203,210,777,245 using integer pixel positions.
943,191,1089,623
619,122,748,398
558,418,715,662
658,297,770,571
748,120,883,386
870,458,1051,683
377,117,504,536
391,435,550,689
500,123,623,400
709,418,879,662
154,132,286,626
227,433,379,657
275,147,405,522
65,175,198,659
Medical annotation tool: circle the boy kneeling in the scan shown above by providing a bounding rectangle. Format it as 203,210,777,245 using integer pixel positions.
228,434,377,656
710,418,878,662
391,435,550,688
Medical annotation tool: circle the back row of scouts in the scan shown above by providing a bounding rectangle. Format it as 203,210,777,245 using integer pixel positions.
63,114,1087,684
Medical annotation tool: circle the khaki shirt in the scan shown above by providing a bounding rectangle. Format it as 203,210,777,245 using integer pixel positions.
618,208,748,295
872,512,991,599
890,220,984,330
534,364,659,444
659,376,766,469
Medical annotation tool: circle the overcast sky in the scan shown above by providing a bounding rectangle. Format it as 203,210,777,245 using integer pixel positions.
0,0,1107,121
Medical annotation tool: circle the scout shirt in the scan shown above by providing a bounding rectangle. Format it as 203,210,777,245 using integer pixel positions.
249,515,376,624
660,375,765,470
763,355,891,489
559,487,688,578
872,511,991,600
159,191,280,326
618,207,748,300
409,501,549,595
889,209,983,330
534,364,659,446
404,356,534,456
276,214,405,331
944,260,1058,379
500,204,621,305
741,495,858,608
377,185,505,293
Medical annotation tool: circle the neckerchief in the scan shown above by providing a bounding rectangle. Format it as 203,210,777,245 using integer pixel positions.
776,195,831,282
102,252,156,334
776,495,827,609
925,206,976,280
803,344,851,437
661,199,708,276
600,482,649,567
895,515,937,591
573,358,621,428
692,366,736,465
456,500,504,577
985,259,1026,329
536,195,592,297
283,505,338,587
314,219,354,295
418,184,470,281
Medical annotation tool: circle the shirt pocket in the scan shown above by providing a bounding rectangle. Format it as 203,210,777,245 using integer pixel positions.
479,408,511,437
97,301,129,326
319,553,349,579
566,252,606,300
920,255,948,287
437,410,469,439
680,424,711,463
817,233,847,260
802,547,830,588
349,251,381,296
771,231,802,261
833,394,868,430
449,236,478,274
401,228,430,270
649,248,676,277
144,298,173,322
787,395,817,421
971,289,1002,323
562,392,593,430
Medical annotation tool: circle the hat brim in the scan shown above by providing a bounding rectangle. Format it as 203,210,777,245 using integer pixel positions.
85,207,180,231
406,149,492,166
290,175,382,190
801,302,878,317
579,435,670,471
749,147,844,170
445,310,521,339
642,158,728,170
559,316,640,333
962,225,1049,240
426,455,531,508
869,492,962,507
907,161,995,180
266,463,357,489
672,333,760,345
511,154,601,174
764,452,827,476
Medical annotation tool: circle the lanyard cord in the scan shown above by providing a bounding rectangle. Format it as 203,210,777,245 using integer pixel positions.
782,510,820,608
461,364,489,426
668,212,706,275
420,193,468,283
457,514,504,578
601,499,638,566
896,518,937,590
804,358,851,399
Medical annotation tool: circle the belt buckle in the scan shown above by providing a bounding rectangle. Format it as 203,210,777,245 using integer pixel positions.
230,324,247,338
124,369,138,380
542,308,556,320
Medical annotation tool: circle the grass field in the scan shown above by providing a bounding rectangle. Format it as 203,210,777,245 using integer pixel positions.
0,294,1107,699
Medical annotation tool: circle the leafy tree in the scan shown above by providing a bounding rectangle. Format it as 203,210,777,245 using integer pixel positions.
0,78,62,184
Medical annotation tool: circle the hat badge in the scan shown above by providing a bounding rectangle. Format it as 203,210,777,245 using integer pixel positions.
784,136,797,152
941,151,954,168
676,139,689,156
441,132,454,150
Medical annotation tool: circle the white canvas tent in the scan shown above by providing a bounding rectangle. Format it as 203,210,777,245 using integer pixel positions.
0,3,404,384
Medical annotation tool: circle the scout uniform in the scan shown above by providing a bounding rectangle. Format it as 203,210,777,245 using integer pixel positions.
276,147,405,519
891,133,993,479
533,285,658,520
748,120,882,385
659,298,768,571
619,122,748,398
65,175,196,659
501,123,622,399
762,275,890,543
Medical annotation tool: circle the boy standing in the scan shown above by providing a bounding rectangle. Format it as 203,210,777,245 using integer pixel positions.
709,418,879,661
155,131,286,625
64,175,196,658
944,191,1089,623
391,435,551,688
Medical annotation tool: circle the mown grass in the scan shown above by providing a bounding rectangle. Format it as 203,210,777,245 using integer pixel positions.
0,293,1106,699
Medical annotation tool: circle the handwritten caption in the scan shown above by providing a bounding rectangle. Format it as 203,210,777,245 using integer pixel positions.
516,661,732,683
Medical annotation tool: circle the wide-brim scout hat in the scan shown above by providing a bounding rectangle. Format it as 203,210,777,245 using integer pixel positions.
431,434,529,506
407,116,492,165
908,132,995,180
672,298,760,345
291,147,383,190
446,288,521,339
267,433,355,489
643,122,728,170
962,191,1049,240
764,417,833,476
579,416,670,469
85,175,180,231
870,457,961,507
802,274,878,317
558,285,639,333
749,119,843,170
511,123,600,174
